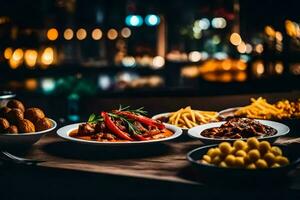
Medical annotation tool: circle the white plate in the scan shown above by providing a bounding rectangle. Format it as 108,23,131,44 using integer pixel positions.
57,123,183,146
218,107,240,119
152,112,189,132
0,119,57,146
188,119,290,144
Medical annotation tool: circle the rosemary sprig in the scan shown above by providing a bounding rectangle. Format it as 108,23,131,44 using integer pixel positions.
87,113,103,123
108,112,141,135
118,105,147,115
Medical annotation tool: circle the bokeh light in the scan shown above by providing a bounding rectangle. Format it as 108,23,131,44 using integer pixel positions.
121,27,131,38
64,28,74,40
107,29,118,40
92,28,103,40
76,28,87,40
230,33,242,46
47,28,59,41
24,49,38,68
4,47,13,59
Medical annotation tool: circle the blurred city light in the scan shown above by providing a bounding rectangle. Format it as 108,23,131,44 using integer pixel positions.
275,62,284,74
255,44,264,53
76,28,87,40
230,33,242,46
145,14,160,26
121,27,131,38
125,15,143,27
245,43,253,54
24,49,38,68
107,29,118,40
152,56,165,69
64,28,74,40
211,17,227,29
41,78,55,93
121,56,136,67
47,28,59,41
98,75,111,90
91,28,103,40
4,47,13,59
188,51,202,62
214,52,228,60
237,42,247,53
9,48,23,69
198,18,210,30
41,47,54,65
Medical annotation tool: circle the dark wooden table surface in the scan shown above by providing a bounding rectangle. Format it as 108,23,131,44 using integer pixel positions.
1,91,300,200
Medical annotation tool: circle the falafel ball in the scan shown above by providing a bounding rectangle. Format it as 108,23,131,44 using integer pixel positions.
6,125,18,134
0,118,10,132
0,107,11,118
35,117,52,131
7,100,25,112
18,119,35,133
25,108,45,123
7,108,24,125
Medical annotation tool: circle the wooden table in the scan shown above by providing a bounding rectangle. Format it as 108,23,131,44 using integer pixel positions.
1,92,300,199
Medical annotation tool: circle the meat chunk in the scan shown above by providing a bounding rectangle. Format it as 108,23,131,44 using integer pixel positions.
78,123,95,135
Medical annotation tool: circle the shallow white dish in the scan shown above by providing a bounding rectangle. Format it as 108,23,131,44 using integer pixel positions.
188,119,290,144
0,119,57,146
152,112,188,132
57,123,183,146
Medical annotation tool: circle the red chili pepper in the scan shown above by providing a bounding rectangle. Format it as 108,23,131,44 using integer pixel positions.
101,112,133,141
114,111,165,130
132,134,148,141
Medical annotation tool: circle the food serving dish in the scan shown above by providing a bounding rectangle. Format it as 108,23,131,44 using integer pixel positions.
57,123,182,146
0,118,57,146
187,144,300,178
57,106,182,145
188,119,290,144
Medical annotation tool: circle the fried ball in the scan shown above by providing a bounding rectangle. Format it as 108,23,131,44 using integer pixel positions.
18,119,35,133
271,163,281,168
7,100,25,112
271,146,282,156
248,149,261,162
263,152,276,165
219,142,232,155
246,163,256,169
225,155,236,166
255,159,268,168
6,108,24,125
258,141,271,155
235,157,245,167
0,107,11,118
247,137,259,149
275,156,290,166
219,161,228,168
35,117,52,131
6,125,18,134
212,156,222,165
235,150,247,157
0,118,10,132
208,148,221,158
25,108,45,123
202,155,211,163
233,140,247,150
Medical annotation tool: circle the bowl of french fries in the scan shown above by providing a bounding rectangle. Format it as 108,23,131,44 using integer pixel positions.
152,106,219,132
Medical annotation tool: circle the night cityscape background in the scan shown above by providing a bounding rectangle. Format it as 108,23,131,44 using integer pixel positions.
1,0,300,102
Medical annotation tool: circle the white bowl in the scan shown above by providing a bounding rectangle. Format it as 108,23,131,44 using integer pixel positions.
0,119,57,146
152,112,189,133
57,123,182,146
188,119,290,144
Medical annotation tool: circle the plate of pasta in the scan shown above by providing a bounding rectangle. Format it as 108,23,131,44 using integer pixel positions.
152,106,219,131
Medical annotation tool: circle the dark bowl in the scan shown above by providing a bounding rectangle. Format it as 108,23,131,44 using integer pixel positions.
187,144,300,180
